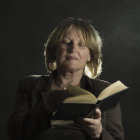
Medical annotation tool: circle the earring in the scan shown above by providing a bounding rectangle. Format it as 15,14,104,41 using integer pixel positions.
88,56,91,61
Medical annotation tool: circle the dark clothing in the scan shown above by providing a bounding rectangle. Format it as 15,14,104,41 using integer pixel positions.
7,74,124,140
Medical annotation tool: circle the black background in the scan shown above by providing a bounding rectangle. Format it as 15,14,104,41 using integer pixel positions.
1,0,140,139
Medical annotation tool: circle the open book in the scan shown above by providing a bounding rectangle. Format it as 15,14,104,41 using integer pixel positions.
52,80,128,120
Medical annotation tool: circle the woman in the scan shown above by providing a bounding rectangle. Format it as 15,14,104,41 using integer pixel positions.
7,17,124,140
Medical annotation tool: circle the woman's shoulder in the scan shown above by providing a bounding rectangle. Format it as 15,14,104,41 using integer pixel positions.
18,74,51,91
92,78,111,87
84,75,110,86
20,74,50,83
83,75,111,95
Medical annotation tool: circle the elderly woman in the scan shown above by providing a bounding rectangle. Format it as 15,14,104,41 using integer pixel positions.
7,18,124,140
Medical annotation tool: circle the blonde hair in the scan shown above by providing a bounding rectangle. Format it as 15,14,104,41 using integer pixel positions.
44,17,103,78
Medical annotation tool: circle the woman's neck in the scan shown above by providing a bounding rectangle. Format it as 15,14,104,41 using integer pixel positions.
55,69,84,89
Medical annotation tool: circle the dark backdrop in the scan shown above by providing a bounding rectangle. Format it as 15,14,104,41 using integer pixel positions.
1,0,140,140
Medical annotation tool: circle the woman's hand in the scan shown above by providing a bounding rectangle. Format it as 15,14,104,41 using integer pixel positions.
42,90,71,112
75,108,102,139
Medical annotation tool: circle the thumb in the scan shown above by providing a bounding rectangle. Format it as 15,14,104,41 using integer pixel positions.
94,108,101,120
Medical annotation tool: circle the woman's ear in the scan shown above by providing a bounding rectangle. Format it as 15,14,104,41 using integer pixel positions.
87,50,91,62
88,56,91,61
87,54,91,61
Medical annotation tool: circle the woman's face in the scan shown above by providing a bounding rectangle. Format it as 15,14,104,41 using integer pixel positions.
55,27,91,72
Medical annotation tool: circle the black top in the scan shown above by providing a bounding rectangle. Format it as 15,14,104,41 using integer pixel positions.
7,73,124,140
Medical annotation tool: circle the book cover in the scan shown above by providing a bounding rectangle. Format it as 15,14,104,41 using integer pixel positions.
52,80,128,120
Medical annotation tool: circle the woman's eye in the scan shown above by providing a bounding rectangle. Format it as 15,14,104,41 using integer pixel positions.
78,42,85,47
62,40,71,45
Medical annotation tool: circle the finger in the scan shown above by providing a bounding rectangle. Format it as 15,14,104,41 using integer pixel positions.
82,118,96,125
75,118,97,134
58,90,72,100
79,116,102,125
94,108,101,119
75,117,95,125
86,109,95,118
52,90,72,104
46,90,68,104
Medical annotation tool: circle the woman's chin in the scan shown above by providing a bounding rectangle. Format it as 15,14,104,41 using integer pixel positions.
64,65,83,72
58,62,84,72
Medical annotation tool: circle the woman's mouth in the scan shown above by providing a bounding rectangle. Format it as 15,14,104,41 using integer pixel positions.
66,56,78,60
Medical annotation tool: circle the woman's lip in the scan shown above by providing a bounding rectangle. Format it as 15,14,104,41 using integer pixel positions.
66,56,78,60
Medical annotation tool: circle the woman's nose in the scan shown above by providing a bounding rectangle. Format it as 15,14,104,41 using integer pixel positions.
68,42,78,53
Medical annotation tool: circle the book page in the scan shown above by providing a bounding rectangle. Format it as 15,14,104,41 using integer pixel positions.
97,81,128,100
64,85,97,104
63,94,96,104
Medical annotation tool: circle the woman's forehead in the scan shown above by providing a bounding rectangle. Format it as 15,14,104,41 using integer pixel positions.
63,26,86,41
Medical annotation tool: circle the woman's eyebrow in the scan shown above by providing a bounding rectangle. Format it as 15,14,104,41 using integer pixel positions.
63,37,70,40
